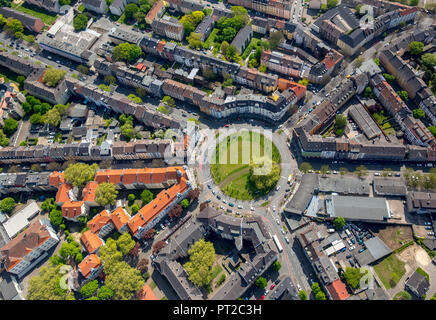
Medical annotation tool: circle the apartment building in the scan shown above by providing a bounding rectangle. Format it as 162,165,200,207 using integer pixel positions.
82,0,108,14
152,16,185,41
145,0,166,25
227,0,291,19
0,219,59,278
25,0,60,13
0,7,44,33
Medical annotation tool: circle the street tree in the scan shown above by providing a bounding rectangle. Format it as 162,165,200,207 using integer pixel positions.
152,240,166,254
299,290,308,300
255,277,267,289
141,228,155,240
333,217,346,230
168,204,183,219
299,162,312,173
3,118,18,135
180,198,189,209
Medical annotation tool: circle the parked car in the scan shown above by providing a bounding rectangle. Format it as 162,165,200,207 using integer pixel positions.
270,284,275,290
207,184,211,189
285,237,290,244
237,205,243,209
259,295,265,300
281,229,285,235
275,279,281,285
229,203,235,207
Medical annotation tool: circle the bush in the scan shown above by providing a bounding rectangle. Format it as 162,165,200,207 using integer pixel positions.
0,197,16,213
80,280,99,298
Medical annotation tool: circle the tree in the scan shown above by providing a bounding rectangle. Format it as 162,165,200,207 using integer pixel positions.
3,118,17,135
429,126,436,138
112,43,142,63
31,164,42,172
299,162,312,173
184,239,216,287
180,198,189,209
259,64,267,73
409,41,424,55
124,3,139,19
354,57,364,68
421,53,436,70
64,163,99,188
141,228,155,240
54,104,69,117
128,194,136,203
5,18,23,35
47,209,62,227
335,114,347,129
131,204,140,214
104,260,144,300
315,291,327,300
80,280,99,298
311,282,321,294
97,286,114,300
168,203,183,219
397,90,408,102
127,94,142,104
187,188,200,201
134,11,145,23
299,290,308,300
327,0,338,8
413,108,426,119
224,45,238,62
73,14,88,31
135,87,146,97
95,183,118,206
42,68,66,87
99,238,123,272
104,75,116,85
320,165,330,175
248,58,258,68
298,79,309,86
59,0,71,5
364,86,374,98
162,95,175,108
129,242,140,257
141,189,153,204
269,31,283,49
41,198,56,213
120,121,135,141
373,58,380,66
187,32,204,49
273,260,281,271
30,113,42,124
255,276,267,289
249,159,281,192
0,197,16,213
27,262,75,300
116,232,136,256
137,258,149,273
333,217,346,230
343,267,367,289
58,241,82,263
355,165,368,178
383,73,395,84
152,240,166,254
77,64,89,75
42,108,61,127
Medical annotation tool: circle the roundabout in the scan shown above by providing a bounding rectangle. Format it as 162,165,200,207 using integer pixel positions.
210,130,281,201
195,124,298,215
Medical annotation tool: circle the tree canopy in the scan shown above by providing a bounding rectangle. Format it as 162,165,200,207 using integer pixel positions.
73,14,88,31
255,276,267,288
248,159,281,193
413,108,426,119
183,239,216,287
124,3,139,20
421,53,436,70
397,90,408,102
95,182,118,206
42,108,61,127
333,217,346,230
80,280,99,298
299,162,312,173
0,197,16,213
343,267,367,289
27,262,75,300
269,31,284,50
409,41,424,55
116,232,136,256
3,118,18,135
141,189,154,204
64,162,99,188
112,43,142,63
42,68,66,87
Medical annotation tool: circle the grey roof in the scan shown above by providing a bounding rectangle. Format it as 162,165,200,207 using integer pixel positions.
355,236,392,266
230,25,252,53
285,174,318,215
269,276,299,300
0,274,22,300
313,5,360,30
326,195,390,222
348,104,382,140
318,175,370,195
406,270,430,297
406,192,436,213
373,178,407,196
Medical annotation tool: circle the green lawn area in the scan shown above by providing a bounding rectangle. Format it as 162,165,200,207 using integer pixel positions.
222,172,257,200
204,28,219,50
210,264,223,282
372,110,396,135
210,131,280,184
150,281,157,290
416,267,430,282
241,38,261,60
13,2,57,25
374,254,406,290
393,291,412,300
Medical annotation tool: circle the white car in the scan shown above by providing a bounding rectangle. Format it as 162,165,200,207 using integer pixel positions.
272,206,276,212
276,186,281,191
220,205,225,210
285,237,290,244
281,229,286,235
297,284,302,291
374,172,381,176
250,207,255,211
237,205,243,209
264,289,269,295
276,219,280,225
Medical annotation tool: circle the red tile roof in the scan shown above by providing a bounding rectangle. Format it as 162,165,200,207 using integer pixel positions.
81,230,104,253
110,207,130,231
49,171,64,187
55,183,72,203
326,279,350,300
82,181,98,202
61,201,84,219
139,284,158,300
78,254,101,279
87,209,111,234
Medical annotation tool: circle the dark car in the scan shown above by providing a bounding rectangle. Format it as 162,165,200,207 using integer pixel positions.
217,195,221,200
274,279,281,285
349,259,355,267
346,254,352,259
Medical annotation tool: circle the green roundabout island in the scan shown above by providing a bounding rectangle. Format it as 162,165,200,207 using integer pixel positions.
210,131,281,201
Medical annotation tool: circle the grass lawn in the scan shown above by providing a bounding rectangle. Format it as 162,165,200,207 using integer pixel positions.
204,28,219,50
374,254,406,290
150,281,157,290
241,38,261,60
222,173,256,200
13,2,57,25
210,264,223,282
416,267,430,282
393,291,412,300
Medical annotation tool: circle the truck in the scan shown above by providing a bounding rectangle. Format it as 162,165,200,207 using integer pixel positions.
345,229,351,237
273,235,283,253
